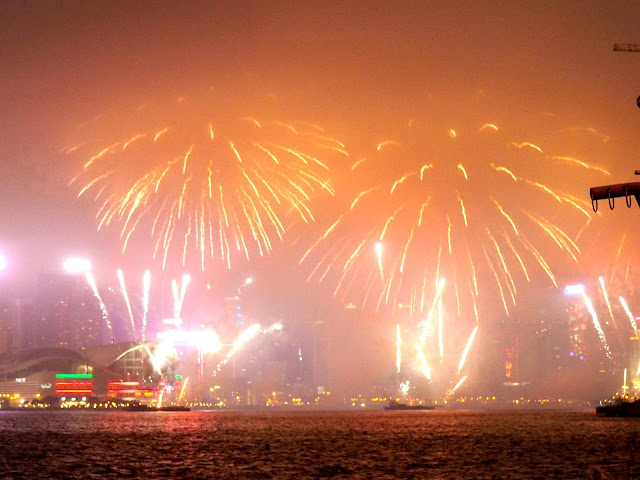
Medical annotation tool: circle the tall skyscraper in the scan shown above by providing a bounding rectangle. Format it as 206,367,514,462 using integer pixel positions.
0,303,11,355
28,273,106,350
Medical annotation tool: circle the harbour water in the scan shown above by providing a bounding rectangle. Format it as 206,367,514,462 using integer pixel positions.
1,409,639,479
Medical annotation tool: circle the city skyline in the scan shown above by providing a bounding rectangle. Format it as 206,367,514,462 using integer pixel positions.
2,2,640,402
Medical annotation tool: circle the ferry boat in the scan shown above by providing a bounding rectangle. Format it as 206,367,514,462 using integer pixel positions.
126,404,191,412
596,397,640,417
384,400,436,411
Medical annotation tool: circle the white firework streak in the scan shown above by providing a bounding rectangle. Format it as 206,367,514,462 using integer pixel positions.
582,292,612,360
215,323,282,371
142,270,151,342
85,272,115,343
117,269,136,338
619,296,638,336
457,325,479,374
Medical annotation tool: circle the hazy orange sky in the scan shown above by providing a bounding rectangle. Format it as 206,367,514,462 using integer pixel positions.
2,0,640,292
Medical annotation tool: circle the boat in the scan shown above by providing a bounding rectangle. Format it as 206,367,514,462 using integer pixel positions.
126,404,191,412
596,397,640,417
384,400,436,411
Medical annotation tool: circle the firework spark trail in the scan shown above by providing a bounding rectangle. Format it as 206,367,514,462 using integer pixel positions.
85,272,115,343
215,324,260,372
582,292,612,360
148,341,179,375
416,342,431,380
619,296,638,336
457,325,479,374
71,105,346,272
438,296,444,363
171,279,180,319
598,276,615,324
178,376,189,403
419,279,446,348
144,344,163,375
612,231,628,284
598,276,624,349
178,273,190,319
447,375,468,399
142,270,151,342
170,274,190,320
396,323,402,373
400,380,410,395
117,269,137,339
375,241,384,279
215,323,283,372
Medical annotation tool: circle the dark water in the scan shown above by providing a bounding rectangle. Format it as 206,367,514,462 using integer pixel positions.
0,409,639,479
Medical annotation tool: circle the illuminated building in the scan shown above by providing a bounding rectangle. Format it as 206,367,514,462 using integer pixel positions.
504,338,518,382
0,348,95,401
223,295,245,333
630,335,640,389
566,301,589,361
55,373,93,395
563,284,590,362
27,274,106,350
0,303,11,355
309,318,331,395
0,343,164,404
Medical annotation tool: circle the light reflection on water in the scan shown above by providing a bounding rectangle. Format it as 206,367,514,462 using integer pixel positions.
0,409,638,479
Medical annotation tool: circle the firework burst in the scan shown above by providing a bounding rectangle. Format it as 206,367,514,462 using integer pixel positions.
304,119,604,315
68,98,347,271
300,117,608,391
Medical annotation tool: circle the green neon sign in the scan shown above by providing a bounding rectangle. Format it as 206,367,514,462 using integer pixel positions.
56,373,93,379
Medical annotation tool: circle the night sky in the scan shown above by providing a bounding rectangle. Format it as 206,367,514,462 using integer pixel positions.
2,1,640,394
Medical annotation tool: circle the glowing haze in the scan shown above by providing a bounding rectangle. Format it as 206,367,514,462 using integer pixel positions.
2,2,640,400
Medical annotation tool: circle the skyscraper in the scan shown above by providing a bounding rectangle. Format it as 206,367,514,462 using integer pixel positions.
28,273,106,350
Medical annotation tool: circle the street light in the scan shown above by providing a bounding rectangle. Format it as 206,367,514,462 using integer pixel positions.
0,253,6,271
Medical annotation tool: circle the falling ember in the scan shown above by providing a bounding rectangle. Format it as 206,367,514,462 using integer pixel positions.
69,99,346,271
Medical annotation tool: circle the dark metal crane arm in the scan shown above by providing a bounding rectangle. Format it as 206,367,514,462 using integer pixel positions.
590,182,640,211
